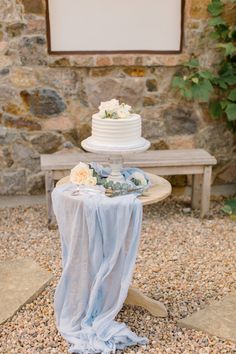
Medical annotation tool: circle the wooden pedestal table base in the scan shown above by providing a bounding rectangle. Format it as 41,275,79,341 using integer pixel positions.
126,287,168,317
57,174,171,318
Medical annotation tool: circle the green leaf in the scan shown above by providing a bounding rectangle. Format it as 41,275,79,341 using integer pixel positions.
208,0,224,16
209,100,222,118
225,103,236,121
210,31,221,40
221,205,232,215
218,43,236,57
220,100,228,109
191,79,213,102
181,88,193,100
225,198,236,214
199,71,214,80
218,63,236,85
219,62,234,75
180,85,193,101
213,77,228,89
172,76,186,89
224,76,236,85
231,29,236,40
220,28,230,41
209,16,226,26
183,58,199,69
228,88,236,101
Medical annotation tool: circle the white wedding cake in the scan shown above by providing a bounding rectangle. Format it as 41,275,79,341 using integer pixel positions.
82,99,149,151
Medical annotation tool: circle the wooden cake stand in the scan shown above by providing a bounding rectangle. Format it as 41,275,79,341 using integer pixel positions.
57,173,171,318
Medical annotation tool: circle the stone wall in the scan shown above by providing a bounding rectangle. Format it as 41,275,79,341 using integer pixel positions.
0,0,235,194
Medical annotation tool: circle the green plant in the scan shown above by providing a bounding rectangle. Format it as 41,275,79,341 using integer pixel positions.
172,0,236,131
221,197,236,219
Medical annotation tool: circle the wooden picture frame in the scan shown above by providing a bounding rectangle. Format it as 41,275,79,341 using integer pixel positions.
46,0,185,55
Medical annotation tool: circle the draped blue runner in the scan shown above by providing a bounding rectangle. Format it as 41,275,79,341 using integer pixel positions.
52,183,148,353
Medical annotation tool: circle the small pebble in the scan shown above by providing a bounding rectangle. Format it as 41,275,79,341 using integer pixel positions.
182,207,192,214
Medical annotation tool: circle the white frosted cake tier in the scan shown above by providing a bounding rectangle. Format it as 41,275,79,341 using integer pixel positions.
90,113,142,148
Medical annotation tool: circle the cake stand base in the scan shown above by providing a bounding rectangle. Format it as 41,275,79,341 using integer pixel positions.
81,137,150,183
108,155,125,183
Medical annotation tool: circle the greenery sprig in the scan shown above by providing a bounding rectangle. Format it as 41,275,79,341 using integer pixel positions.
172,0,236,131
221,198,236,219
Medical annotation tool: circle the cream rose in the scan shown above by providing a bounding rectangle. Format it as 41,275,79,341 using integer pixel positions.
70,162,93,185
84,176,97,186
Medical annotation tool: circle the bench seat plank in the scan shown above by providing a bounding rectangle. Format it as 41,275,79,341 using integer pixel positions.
41,149,217,171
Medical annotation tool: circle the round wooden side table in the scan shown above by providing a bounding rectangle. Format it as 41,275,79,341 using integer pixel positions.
57,173,172,318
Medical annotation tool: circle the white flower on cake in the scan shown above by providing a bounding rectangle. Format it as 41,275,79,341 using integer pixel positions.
99,99,119,112
97,99,132,119
117,103,132,119
70,162,97,185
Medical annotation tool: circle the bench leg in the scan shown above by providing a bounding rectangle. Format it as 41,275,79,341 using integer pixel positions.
45,171,56,229
191,174,202,210
200,166,212,218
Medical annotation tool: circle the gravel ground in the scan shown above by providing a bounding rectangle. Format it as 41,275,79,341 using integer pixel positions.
0,197,236,354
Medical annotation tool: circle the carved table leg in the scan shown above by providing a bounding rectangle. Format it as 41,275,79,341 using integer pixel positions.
125,286,168,317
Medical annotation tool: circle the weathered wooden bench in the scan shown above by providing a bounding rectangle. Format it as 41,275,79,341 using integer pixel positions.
40,149,217,227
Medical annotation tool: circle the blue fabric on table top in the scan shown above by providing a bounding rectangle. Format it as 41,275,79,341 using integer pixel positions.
89,162,110,178
121,167,150,188
52,183,148,354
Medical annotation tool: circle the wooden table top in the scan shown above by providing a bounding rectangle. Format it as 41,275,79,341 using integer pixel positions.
56,173,171,206
139,174,171,206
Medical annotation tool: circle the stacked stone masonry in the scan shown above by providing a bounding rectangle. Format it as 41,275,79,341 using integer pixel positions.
0,0,235,194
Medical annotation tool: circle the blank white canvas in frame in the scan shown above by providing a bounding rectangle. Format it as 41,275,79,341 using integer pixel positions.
47,0,183,53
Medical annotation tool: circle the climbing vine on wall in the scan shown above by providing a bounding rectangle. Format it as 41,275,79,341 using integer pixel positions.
172,0,236,131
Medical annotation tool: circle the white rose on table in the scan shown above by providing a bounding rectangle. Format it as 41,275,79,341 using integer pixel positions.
131,171,148,186
70,162,97,185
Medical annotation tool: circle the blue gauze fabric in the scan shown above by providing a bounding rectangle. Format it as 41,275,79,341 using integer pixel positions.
52,183,148,353
89,163,151,190
121,167,150,188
